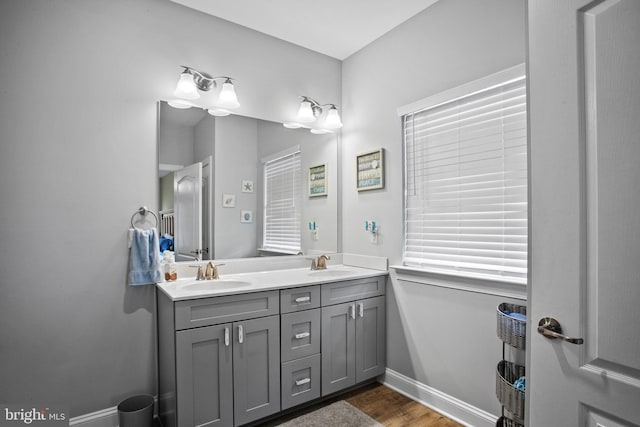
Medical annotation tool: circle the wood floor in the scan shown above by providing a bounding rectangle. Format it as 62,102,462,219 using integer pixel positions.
257,382,463,427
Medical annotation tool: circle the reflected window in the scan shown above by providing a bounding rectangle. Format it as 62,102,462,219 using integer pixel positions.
263,149,302,253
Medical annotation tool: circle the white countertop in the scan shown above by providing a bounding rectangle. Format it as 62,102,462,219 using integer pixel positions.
157,264,388,301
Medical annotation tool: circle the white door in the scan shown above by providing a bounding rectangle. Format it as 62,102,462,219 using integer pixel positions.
528,1,640,426
174,162,202,261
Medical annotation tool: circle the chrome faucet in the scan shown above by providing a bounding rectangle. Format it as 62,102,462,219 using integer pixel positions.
310,254,331,270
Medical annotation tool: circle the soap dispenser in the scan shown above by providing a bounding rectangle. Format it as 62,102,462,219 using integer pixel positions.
164,251,177,281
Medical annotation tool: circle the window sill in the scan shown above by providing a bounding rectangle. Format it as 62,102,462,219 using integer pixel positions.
390,265,527,300
258,248,302,256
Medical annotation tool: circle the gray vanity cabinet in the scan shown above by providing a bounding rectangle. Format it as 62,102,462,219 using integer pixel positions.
158,290,280,427
175,317,280,427
321,292,386,396
159,275,386,427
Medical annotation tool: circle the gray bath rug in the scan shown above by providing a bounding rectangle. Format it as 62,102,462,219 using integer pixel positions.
276,400,383,427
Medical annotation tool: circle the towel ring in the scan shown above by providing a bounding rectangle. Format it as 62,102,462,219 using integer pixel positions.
131,206,158,230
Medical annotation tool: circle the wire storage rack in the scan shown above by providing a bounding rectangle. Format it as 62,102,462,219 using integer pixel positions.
496,302,526,427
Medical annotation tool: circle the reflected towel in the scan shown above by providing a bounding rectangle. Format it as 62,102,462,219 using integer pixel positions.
128,228,162,285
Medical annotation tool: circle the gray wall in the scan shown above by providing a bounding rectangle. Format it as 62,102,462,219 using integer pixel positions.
194,115,215,167
0,0,340,417
159,174,174,212
341,0,526,416
158,120,195,167
214,115,259,259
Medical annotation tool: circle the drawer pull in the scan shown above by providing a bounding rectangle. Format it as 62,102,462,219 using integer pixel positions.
224,327,230,347
350,304,356,320
294,296,311,304
358,302,364,318
238,324,244,344
294,332,310,339
295,378,311,386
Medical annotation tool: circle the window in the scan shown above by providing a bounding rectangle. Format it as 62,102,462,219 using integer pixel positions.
401,66,528,284
263,149,302,253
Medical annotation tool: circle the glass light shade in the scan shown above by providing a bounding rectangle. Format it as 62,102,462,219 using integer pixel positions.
324,107,343,129
310,128,332,134
208,108,231,117
174,72,200,100
297,100,316,123
167,99,193,109
217,81,240,109
283,122,303,129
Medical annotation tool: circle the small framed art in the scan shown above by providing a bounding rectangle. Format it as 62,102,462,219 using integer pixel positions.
222,194,236,208
242,180,254,193
308,163,327,197
356,148,384,191
240,210,253,223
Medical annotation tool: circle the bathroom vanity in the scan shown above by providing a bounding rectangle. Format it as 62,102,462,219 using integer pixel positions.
156,261,387,427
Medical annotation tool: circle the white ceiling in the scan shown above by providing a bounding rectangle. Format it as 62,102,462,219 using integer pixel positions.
170,0,440,60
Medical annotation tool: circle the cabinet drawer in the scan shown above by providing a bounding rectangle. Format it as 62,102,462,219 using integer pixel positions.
321,276,385,306
175,290,279,330
281,354,321,410
280,285,320,313
281,309,321,362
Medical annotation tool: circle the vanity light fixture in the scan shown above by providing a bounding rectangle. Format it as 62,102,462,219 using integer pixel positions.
284,96,343,134
324,105,343,129
170,66,240,114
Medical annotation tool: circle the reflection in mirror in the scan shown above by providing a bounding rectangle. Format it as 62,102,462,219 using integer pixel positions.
158,101,338,261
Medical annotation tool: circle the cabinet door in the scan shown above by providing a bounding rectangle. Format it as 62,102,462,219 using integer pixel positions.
176,324,233,427
233,315,280,426
355,296,386,382
321,302,356,395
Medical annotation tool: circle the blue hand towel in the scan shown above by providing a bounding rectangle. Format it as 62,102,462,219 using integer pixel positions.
128,228,163,285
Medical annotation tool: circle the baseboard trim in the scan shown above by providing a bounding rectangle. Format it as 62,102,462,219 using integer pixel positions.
70,376,495,427
69,406,118,427
381,368,498,427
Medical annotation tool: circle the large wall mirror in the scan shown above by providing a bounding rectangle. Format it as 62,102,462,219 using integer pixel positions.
158,101,338,261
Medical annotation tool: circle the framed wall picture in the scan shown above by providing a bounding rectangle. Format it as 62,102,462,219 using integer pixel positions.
356,148,384,191
222,194,236,208
240,210,253,223
308,163,327,197
241,180,254,193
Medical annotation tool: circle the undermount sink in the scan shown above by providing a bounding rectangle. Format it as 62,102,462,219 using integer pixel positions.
181,279,252,291
307,269,354,277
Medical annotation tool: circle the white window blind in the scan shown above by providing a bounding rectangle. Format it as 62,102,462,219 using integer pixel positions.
402,73,528,284
263,150,302,253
